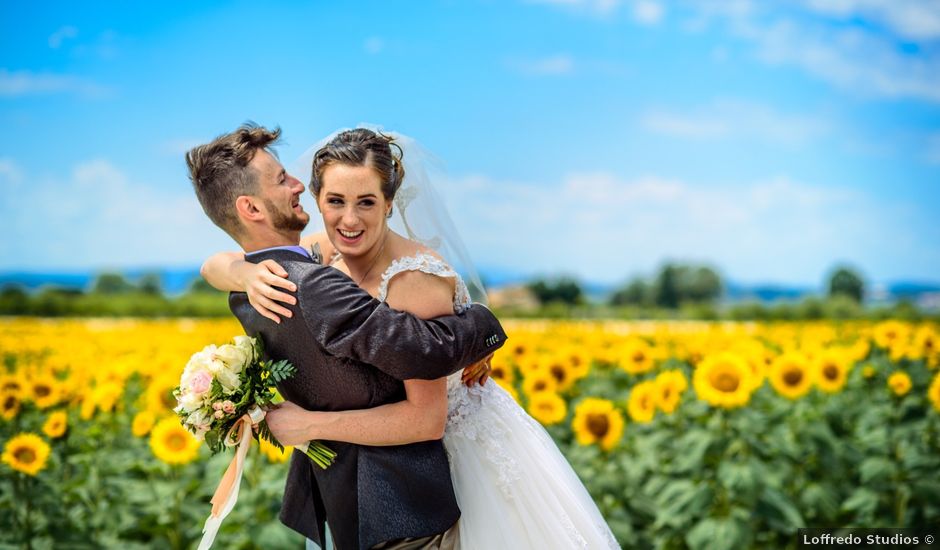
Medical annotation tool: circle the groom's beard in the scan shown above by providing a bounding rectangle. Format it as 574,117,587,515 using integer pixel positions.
264,198,309,233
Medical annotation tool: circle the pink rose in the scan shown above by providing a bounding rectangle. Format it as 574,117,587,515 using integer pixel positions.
222,400,236,414
189,370,213,395
213,410,224,419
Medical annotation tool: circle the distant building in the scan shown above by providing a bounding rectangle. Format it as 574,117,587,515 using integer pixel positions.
917,292,940,311
487,285,540,312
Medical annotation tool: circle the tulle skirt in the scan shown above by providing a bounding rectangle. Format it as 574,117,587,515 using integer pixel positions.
443,377,619,549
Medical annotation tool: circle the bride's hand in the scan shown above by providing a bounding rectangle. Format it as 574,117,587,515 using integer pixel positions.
243,259,297,323
462,353,493,387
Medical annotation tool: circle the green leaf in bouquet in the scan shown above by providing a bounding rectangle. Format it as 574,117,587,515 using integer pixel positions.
267,359,297,385
205,429,220,453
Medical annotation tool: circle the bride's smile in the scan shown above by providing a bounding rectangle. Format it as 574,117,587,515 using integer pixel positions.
316,163,390,260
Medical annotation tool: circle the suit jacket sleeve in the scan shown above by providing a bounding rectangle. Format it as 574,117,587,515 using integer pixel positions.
298,266,507,380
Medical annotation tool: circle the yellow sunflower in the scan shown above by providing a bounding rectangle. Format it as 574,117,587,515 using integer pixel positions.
259,437,291,464
1,390,21,421
561,347,592,381
144,376,180,414
522,370,558,396
572,398,624,451
0,373,25,396
913,326,938,359
132,410,157,437
769,352,814,400
487,356,516,386
27,373,61,409
42,411,68,439
873,320,909,349
2,433,51,476
92,381,124,415
507,336,532,360
654,370,687,414
527,392,568,426
693,353,754,409
887,372,911,397
848,339,871,363
928,372,940,412
539,355,576,392
617,338,656,375
814,350,849,393
627,381,657,423
149,417,200,465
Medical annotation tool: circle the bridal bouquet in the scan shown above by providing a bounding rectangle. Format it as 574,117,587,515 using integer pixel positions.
173,335,335,550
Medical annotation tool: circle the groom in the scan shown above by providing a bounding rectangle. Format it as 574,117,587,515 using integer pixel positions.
186,124,506,550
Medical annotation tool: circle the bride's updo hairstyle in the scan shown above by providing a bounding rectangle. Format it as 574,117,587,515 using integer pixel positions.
310,128,406,201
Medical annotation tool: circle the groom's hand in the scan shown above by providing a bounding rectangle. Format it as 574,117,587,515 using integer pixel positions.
265,401,314,446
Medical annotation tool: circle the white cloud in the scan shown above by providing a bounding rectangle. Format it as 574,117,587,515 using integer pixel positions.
641,100,829,145
0,69,112,98
436,171,939,285
505,54,575,76
801,0,940,41
0,159,233,270
364,36,385,55
632,1,664,25
48,25,78,49
684,2,940,104
748,20,940,103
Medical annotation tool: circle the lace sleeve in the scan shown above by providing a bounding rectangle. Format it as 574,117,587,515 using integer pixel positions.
377,252,472,313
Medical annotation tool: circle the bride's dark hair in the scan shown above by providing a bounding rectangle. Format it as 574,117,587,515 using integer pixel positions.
310,128,405,200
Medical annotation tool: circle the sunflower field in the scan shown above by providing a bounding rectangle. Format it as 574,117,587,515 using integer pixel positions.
2,318,939,549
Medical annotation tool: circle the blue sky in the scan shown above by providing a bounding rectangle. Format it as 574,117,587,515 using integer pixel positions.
1,0,938,287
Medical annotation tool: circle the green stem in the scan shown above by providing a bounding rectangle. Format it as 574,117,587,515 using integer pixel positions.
24,475,33,550
172,467,185,550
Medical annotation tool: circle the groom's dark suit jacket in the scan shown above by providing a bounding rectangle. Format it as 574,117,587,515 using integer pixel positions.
229,248,506,550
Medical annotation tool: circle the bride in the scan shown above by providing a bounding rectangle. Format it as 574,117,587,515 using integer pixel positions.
202,128,619,549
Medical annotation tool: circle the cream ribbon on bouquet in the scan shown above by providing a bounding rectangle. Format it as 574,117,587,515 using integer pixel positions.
198,405,266,550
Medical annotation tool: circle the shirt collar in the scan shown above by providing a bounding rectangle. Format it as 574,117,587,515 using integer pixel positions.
245,244,311,260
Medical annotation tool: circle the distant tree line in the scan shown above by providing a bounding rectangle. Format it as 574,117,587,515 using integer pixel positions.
2,264,931,321
0,272,230,317
515,264,931,321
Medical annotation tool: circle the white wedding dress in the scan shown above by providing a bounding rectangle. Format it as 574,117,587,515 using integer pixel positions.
376,252,620,550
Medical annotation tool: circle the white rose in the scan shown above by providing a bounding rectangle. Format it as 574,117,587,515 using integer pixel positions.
214,344,248,374
187,408,210,429
178,390,206,413
212,363,241,394
180,345,217,389
233,336,257,362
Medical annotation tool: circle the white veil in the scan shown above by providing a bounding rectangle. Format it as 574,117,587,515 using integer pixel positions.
291,125,488,304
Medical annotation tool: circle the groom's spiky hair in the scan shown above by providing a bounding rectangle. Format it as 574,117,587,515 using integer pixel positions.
186,123,281,238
